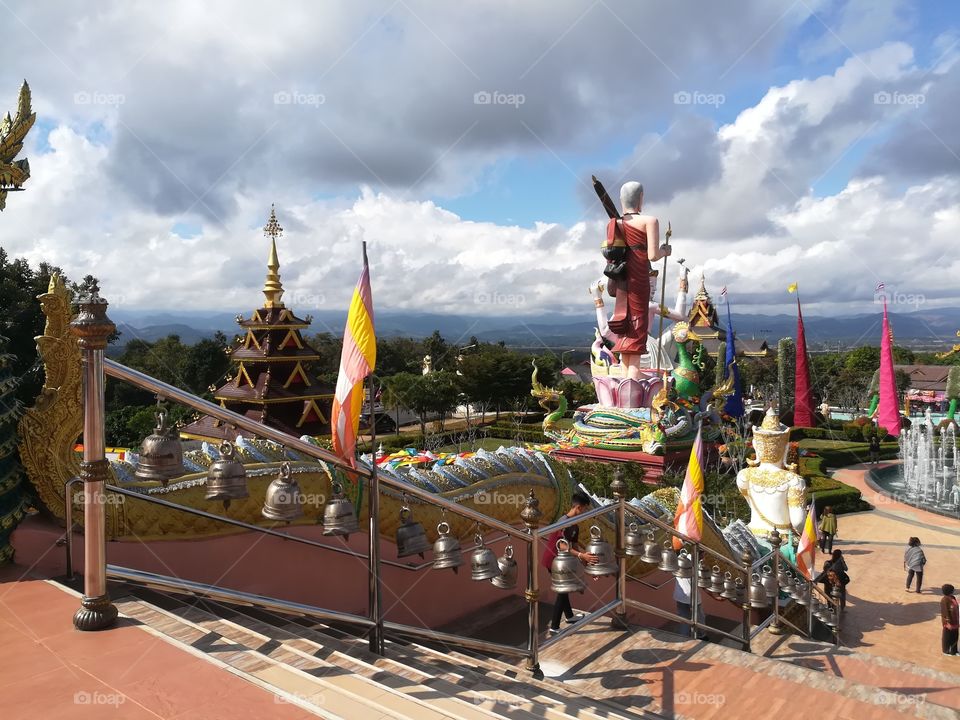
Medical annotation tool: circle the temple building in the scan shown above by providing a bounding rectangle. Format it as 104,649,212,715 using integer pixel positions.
686,276,770,359
182,207,334,442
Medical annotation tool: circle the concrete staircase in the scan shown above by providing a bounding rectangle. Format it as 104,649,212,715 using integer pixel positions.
110,582,960,720
112,586,661,720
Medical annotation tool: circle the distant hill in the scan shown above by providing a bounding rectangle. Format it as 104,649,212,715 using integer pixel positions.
108,307,960,350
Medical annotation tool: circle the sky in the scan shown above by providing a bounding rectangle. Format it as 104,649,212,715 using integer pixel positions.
2,0,960,325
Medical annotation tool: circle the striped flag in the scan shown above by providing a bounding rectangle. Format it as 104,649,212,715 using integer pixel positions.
331,244,376,467
787,282,798,293
673,424,705,550
796,502,818,579
720,286,728,302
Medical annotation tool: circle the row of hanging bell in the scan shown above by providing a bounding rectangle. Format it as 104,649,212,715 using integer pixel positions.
550,539,585,593
396,506,431,558
583,526,618,577
134,409,185,485
205,441,249,510
624,523,645,557
322,480,360,537
261,462,303,522
748,573,771,608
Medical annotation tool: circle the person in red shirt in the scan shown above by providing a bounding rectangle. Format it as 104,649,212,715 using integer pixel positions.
541,491,597,633
941,584,959,656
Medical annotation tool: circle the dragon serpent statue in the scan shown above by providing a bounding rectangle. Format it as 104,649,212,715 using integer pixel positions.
17,276,576,541
0,80,35,210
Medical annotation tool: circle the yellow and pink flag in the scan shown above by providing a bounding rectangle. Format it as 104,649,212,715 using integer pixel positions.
673,424,705,550
796,502,818,579
331,244,376,468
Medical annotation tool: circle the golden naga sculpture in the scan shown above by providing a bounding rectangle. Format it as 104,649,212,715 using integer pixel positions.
0,80,35,210
17,278,567,540
936,330,960,360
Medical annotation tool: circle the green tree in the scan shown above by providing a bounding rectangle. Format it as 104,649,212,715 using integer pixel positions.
778,338,795,411
380,372,419,434
0,333,28,564
892,346,915,364
844,346,881,373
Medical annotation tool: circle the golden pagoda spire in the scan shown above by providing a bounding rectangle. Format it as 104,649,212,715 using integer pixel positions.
262,204,285,308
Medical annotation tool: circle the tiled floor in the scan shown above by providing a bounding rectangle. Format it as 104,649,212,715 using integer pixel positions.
0,570,323,719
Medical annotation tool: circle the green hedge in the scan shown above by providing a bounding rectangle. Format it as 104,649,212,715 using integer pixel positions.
799,455,871,514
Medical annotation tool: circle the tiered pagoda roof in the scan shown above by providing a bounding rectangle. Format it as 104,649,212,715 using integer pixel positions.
685,275,769,358
182,207,334,442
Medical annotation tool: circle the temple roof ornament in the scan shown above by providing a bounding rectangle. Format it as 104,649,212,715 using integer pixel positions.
686,273,720,336
0,80,36,210
262,204,285,309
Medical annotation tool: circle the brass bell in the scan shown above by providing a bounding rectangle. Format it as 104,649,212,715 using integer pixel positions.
550,539,585,594
697,560,712,588
624,522,644,557
720,572,738,601
395,506,431,558
432,521,463,573
780,569,796,596
708,565,724,595
261,462,303,522
470,535,499,581
583,525,618,577
760,564,778,598
322,480,360,537
204,441,248,510
822,606,838,627
658,542,680,574
673,550,693,579
795,581,810,605
640,532,660,564
749,572,770,608
491,545,517,590
134,409,184,486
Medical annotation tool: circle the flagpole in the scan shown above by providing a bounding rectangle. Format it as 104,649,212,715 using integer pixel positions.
363,240,384,656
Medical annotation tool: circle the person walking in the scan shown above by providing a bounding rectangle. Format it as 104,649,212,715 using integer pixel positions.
541,491,597,634
819,506,838,553
942,584,959,656
868,433,881,464
830,549,849,580
904,537,927,593
673,575,707,640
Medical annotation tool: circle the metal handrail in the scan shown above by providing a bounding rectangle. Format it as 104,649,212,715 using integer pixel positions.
535,502,614,538
623,503,736,568
107,564,375,628
63,477,511,575
104,359,533,543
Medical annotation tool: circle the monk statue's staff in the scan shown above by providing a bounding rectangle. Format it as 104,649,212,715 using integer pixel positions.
655,222,672,375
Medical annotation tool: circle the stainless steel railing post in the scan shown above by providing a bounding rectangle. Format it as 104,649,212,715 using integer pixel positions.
767,529,784,635
740,548,752,651
70,286,118,631
367,376,384,655
610,467,628,629
521,490,542,674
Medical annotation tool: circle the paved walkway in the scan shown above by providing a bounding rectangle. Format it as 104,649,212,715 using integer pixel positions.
0,568,321,719
826,463,960,675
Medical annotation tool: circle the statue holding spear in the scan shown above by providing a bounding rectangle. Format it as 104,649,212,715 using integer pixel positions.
592,177,673,381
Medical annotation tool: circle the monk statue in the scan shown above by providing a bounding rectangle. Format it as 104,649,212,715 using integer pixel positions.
736,408,807,538
602,182,672,379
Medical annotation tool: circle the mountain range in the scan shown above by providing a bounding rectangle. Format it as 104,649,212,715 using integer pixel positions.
110,307,960,352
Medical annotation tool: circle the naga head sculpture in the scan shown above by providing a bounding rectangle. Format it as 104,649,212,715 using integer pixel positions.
749,408,791,467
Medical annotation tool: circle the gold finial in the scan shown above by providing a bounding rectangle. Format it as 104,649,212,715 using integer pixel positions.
262,204,285,308
760,407,781,431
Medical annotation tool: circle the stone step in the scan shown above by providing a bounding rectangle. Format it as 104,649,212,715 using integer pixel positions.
753,632,960,712
114,596,458,720
247,607,653,720
172,600,531,720
540,619,957,720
